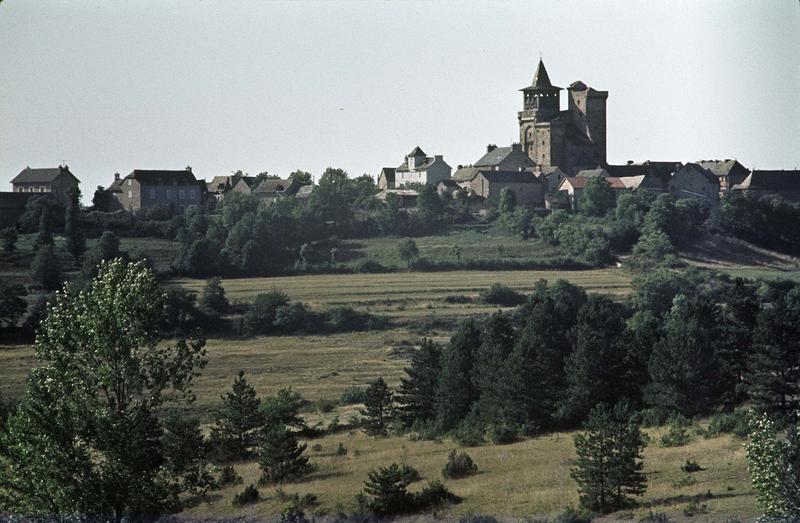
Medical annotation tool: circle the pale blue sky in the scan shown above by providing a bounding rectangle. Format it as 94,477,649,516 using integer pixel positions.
1,0,798,190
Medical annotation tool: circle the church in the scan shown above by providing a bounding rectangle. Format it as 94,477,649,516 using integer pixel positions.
518,59,608,175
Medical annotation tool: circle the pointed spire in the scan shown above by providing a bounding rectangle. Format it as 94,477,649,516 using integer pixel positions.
532,58,553,88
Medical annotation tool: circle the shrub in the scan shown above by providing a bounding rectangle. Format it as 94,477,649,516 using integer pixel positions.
672,475,697,488
355,260,387,273
416,479,459,509
443,294,473,304
336,443,348,456
704,409,749,438
340,386,367,405
218,465,242,486
552,505,594,523
660,417,694,448
454,423,485,447
478,283,525,306
243,290,290,335
681,459,702,473
232,483,260,506
639,512,672,523
317,398,337,413
682,499,709,517
488,423,517,445
442,449,478,479
325,306,389,332
459,516,498,523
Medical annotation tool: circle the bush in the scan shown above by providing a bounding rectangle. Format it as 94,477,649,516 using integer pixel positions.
444,294,473,304
672,475,697,488
454,423,485,447
355,260,388,273
243,290,290,335
317,398,337,413
459,516,498,523
681,459,702,473
553,505,594,523
488,423,517,445
325,306,389,332
218,465,242,486
682,499,709,517
660,416,694,448
478,283,525,306
336,443,348,456
340,386,367,405
704,409,749,438
415,479,459,509
442,449,478,479
232,483,260,506
639,512,672,523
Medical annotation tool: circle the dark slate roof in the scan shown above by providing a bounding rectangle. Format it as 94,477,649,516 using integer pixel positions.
437,179,461,188
680,163,719,185
127,169,199,186
294,185,314,199
562,176,627,190
576,168,610,178
408,146,426,157
697,160,750,179
735,170,800,191
396,157,435,173
380,168,396,182
475,147,512,167
521,59,561,91
476,170,541,184
605,161,682,180
253,178,297,195
11,166,78,184
452,166,480,182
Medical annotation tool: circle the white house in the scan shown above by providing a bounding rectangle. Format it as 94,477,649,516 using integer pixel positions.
379,146,452,189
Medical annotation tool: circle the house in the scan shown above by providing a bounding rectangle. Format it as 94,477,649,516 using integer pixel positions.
557,176,631,210
668,163,720,205
537,165,569,208
732,170,800,202
293,184,315,205
696,160,750,193
436,179,463,197
252,178,302,205
605,160,681,193
10,165,79,205
377,168,396,190
109,167,204,212
0,192,56,228
376,189,418,208
465,170,544,207
381,146,452,188
474,143,535,172
206,173,258,200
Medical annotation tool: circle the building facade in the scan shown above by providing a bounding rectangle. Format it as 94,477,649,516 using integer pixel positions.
10,165,79,205
109,168,204,212
382,147,452,188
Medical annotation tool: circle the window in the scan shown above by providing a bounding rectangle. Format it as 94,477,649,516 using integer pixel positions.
39,186,46,192
179,189,185,200
128,190,132,199
128,179,132,186
149,188,156,200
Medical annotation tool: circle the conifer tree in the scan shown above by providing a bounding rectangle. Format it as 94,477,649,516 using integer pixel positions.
258,425,312,484
30,243,62,291
396,339,442,427
64,185,85,261
361,377,394,436
718,278,758,406
33,208,52,250
210,371,263,460
434,319,481,431
261,388,306,431
361,462,417,515
570,403,647,513
471,312,516,425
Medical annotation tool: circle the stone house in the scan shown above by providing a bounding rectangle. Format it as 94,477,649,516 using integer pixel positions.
381,147,451,188
697,159,750,193
732,170,800,202
668,163,720,206
206,173,258,200
10,165,79,205
109,167,204,212
474,143,535,171
252,178,302,205
557,176,631,210
376,189,418,208
463,170,544,207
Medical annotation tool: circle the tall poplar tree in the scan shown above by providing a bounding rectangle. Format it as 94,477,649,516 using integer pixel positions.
64,185,85,261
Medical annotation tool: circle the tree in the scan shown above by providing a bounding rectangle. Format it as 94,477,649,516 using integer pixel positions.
243,290,290,335
30,243,62,291
361,377,394,436
645,294,723,417
261,388,306,431
498,187,517,215
0,259,207,520
396,339,442,427
289,170,313,185
210,371,263,460
92,185,113,212
64,185,85,261
82,231,122,279
0,282,27,330
397,239,419,269
580,177,616,216
1,227,17,255
33,208,53,250
570,403,647,513
258,425,312,484
627,229,679,270
199,277,229,318
745,413,800,517
361,462,417,516
471,312,516,425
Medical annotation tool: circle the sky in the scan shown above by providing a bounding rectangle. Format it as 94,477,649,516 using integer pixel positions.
1,0,799,190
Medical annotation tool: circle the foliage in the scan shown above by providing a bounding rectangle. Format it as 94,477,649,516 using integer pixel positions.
33,208,53,250
199,277,229,318
340,386,367,405
232,483,260,506
30,243,62,291
64,185,85,261
397,239,419,269
18,194,64,234
442,449,478,479
681,459,702,473
0,227,17,254
659,416,694,448
210,371,263,460
258,425,313,484
243,289,290,335
626,229,679,271
570,403,647,513
82,231,123,279
478,283,526,306
703,409,750,438
744,413,800,516
719,191,800,250
0,282,27,329
0,259,206,519
580,177,616,217
361,462,418,515
361,377,394,436
261,388,306,431
435,319,481,431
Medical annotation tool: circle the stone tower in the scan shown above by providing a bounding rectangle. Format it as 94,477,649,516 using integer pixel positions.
518,59,565,168
566,80,608,166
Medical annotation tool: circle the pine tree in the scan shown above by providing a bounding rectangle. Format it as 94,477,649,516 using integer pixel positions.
396,339,442,427
33,208,52,250
561,295,628,424
717,279,758,407
64,185,85,261
471,312,516,425
362,462,417,515
82,231,121,279
210,371,263,460
645,294,723,417
361,377,394,436
30,243,62,291
261,388,306,431
258,425,312,484
570,403,647,513
748,287,800,424
434,319,481,431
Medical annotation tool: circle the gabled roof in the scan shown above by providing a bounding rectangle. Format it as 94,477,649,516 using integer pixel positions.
679,163,720,186
127,169,199,185
452,166,481,182
407,146,426,157
379,168,396,183
396,157,436,173
539,166,567,177
560,176,628,190
437,179,461,188
576,168,610,178
605,161,682,180
475,147,513,167
697,159,750,179
294,184,315,199
476,170,541,184
253,178,299,195
11,166,78,184
734,170,800,191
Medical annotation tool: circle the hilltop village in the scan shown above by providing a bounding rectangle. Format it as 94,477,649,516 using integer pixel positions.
2,59,799,230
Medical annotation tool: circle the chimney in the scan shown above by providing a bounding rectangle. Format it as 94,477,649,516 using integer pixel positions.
186,165,192,173
511,143,521,152
434,155,443,161
627,160,634,165
487,144,497,153
114,172,120,181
